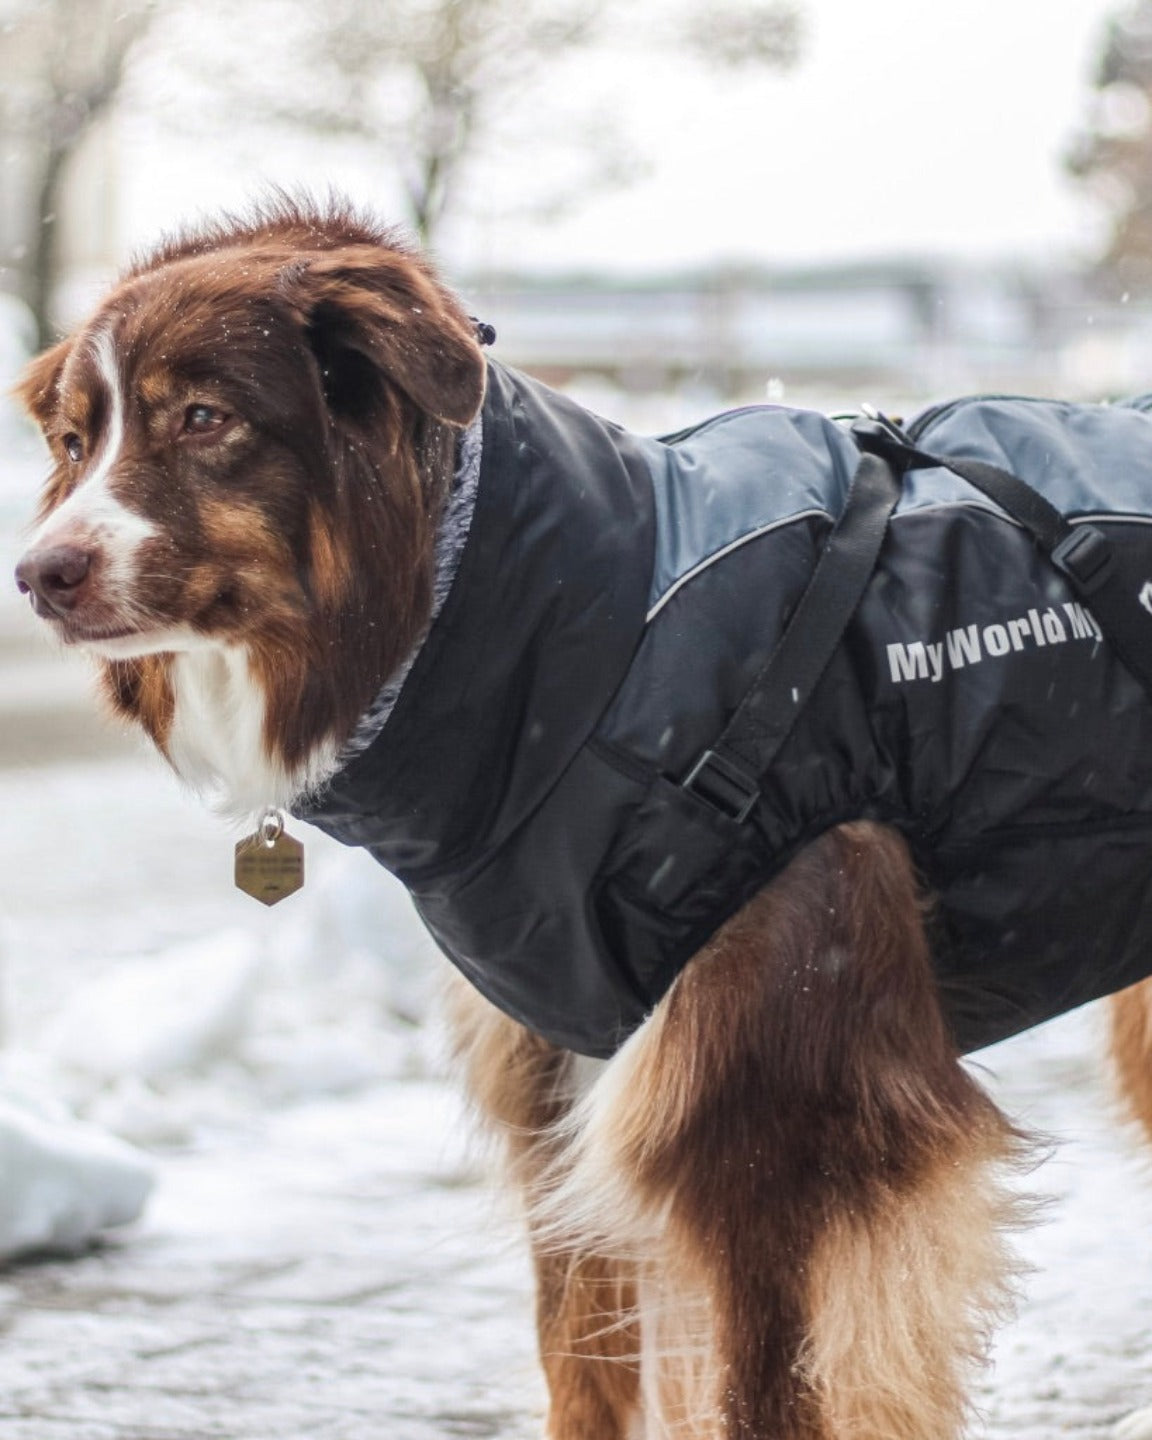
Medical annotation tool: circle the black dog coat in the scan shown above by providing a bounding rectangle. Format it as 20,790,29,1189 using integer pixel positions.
300,361,1152,1058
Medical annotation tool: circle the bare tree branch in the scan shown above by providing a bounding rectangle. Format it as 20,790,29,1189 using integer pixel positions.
679,1,802,71
0,0,159,345
1068,0,1152,284
180,0,802,244
0,0,803,342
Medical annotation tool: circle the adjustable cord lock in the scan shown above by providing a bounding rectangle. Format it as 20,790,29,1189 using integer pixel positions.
1052,525,1115,596
682,749,760,823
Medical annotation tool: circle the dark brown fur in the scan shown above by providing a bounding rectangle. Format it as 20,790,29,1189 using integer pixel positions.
17,200,483,769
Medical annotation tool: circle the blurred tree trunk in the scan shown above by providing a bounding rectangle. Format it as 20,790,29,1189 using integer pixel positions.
0,0,156,349
1068,1,1152,285
28,141,69,351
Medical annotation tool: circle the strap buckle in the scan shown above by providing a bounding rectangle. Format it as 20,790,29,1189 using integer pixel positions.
851,412,917,467
682,749,760,823
1052,525,1114,595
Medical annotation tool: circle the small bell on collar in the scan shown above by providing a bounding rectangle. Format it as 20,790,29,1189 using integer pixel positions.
234,808,305,906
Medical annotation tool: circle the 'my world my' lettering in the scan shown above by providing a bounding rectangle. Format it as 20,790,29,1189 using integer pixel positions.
886,602,1103,685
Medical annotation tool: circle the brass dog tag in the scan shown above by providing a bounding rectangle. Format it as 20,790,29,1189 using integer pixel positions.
235,810,304,906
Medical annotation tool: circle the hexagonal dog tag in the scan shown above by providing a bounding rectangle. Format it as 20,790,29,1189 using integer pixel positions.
234,812,305,906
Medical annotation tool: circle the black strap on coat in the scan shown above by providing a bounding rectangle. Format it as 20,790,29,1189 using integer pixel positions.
684,411,1152,825
682,447,902,822
852,417,1152,704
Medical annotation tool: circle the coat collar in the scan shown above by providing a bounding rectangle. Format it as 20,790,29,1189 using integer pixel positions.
296,361,658,884
339,412,484,764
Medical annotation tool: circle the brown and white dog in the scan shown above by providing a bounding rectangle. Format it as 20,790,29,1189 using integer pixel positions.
12,199,1152,1439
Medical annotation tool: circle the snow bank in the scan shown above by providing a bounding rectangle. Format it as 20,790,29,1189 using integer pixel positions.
0,851,440,1260
41,929,262,1082
0,1090,153,1261
0,759,451,1263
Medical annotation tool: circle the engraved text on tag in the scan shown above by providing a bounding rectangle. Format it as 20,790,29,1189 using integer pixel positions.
234,811,305,906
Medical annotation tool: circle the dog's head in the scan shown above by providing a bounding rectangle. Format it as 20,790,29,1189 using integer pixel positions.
12,199,485,791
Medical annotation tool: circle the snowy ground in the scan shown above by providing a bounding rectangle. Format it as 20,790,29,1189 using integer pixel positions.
5,417,1152,1437
0,744,546,1439
0,720,1150,1436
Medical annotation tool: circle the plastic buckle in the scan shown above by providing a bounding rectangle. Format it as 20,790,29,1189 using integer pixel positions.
1052,525,1114,595
682,749,760,823
850,414,916,468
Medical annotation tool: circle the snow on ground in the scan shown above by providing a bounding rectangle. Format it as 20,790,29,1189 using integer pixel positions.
0,747,547,1439
0,753,1148,1436
976,1012,1152,1435
0,753,445,1139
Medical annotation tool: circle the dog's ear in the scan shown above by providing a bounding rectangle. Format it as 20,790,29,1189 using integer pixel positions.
15,337,73,428
285,248,485,428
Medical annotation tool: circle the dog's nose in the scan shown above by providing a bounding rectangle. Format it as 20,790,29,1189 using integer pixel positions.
14,544,92,617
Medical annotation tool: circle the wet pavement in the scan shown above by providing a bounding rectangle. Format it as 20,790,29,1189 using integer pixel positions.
0,1082,542,1440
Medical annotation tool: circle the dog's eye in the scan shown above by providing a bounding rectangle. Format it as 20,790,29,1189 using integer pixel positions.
62,434,83,463
181,404,230,438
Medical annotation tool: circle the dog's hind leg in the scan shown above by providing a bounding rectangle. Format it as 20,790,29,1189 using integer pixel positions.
445,976,642,1439
549,821,1028,1439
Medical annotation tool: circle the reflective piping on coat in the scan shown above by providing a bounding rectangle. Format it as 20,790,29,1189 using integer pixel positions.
646,508,829,624
893,504,1152,529
643,503,1152,629
1073,512,1152,528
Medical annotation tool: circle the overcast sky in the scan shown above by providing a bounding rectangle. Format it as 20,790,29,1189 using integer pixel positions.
121,0,1129,277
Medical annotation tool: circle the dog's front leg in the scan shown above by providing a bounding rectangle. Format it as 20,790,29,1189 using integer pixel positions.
548,821,1029,1439
531,1245,641,1438
445,976,642,1439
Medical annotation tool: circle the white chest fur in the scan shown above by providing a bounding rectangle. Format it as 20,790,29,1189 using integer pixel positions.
166,647,337,819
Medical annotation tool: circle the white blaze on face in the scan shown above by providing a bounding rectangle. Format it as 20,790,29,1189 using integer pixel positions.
27,325,158,576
